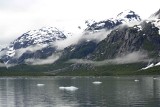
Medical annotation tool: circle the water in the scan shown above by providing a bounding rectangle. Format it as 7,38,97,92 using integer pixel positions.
0,76,160,107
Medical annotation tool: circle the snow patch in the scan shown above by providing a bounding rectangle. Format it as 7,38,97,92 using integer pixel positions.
155,62,160,66
141,63,154,70
134,25,142,31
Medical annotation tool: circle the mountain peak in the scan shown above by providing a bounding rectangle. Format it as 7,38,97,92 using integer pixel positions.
0,26,69,64
116,10,141,22
12,27,67,49
85,10,141,31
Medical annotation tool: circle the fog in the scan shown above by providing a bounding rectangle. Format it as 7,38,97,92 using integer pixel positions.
14,44,49,58
68,51,150,66
25,54,60,65
0,63,6,67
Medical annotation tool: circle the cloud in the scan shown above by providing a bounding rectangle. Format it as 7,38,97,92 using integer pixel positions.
0,61,14,68
68,51,150,66
25,54,60,65
0,63,6,67
54,33,82,50
82,29,112,42
0,0,159,47
14,44,49,58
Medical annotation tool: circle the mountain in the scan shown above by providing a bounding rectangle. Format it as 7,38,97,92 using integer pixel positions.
1,9,160,76
0,27,68,64
88,21,160,60
58,10,142,61
85,10,141,32
148,9,160,35
54,9,160,75
58,40,98,62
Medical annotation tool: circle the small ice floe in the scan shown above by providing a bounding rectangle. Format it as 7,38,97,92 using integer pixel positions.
59,86,78,91
92,81,102,85
71,77,76,79
134,79,139,82
37,84,45,87
153,77,157,80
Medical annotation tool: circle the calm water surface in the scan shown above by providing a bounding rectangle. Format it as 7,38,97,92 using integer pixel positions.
0,76,160,107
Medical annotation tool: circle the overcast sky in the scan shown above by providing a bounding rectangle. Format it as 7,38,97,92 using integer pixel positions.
0,0,160,47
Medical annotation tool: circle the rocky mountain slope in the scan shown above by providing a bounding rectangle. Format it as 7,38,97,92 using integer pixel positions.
59,10,142,61
1,9,160,75
0,27,68,64
88,21,160,60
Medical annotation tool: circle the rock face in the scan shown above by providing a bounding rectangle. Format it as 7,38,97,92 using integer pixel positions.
59,10,142,61
0,27,68,64
88,21,160,60
59,40,98,62
60,21,160,62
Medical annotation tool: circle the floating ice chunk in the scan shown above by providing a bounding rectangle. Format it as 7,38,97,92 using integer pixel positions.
134,79,139,82
71,77,76,79
92,81,102,85
37,84,45,87
153,78,157,80
59,86,78,91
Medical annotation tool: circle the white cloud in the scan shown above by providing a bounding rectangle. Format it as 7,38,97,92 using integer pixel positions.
68,51,150,66
25,54,60,65
14,44,49,58
0,0,159,47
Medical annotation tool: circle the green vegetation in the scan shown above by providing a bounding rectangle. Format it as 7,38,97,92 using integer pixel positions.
134,66,160,75
0,62,160,76
57,63,147,76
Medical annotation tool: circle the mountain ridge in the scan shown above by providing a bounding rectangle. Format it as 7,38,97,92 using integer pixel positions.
0,9,160,75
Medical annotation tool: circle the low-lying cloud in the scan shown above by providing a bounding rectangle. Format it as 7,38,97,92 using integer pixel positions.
25,54,60,65
68,51,150,66
14,44,49,58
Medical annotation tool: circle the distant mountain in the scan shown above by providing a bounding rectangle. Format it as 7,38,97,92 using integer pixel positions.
0,27,68,64
53,9,160,75
88,21,160,60
1,9,160,76
59,10,142,61
85,10,141,32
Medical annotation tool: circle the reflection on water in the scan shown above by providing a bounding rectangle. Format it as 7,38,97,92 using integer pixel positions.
0,76,160,107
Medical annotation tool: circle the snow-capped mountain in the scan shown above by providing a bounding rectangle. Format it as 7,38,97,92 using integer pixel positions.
12,27,66,49
0,27,69,64
85,10,141,31
147,9,160,35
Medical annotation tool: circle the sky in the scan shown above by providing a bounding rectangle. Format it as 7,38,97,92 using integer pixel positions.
0,0,160,47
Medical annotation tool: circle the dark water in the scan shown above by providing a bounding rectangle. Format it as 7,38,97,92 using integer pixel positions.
0,76,160,107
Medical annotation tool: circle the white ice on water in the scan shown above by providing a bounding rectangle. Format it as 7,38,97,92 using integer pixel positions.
37,84,45,87
59,86,78,91
92,81,102,85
